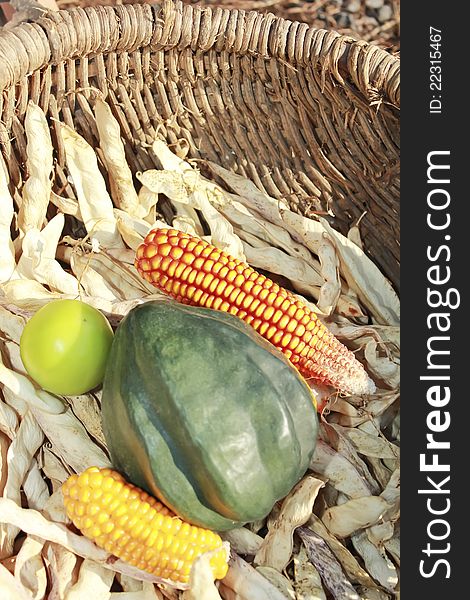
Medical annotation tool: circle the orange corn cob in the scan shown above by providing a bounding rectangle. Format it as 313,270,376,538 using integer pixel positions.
135,228,375,396
62,467,228,585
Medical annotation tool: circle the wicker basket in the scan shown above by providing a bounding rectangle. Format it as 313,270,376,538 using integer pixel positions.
0,0,400,288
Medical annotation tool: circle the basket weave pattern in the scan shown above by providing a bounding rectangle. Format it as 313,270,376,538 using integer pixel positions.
0,0,400,286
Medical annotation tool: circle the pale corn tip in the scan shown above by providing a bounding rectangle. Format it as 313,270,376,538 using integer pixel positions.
135,228,375,397
62,467,229,584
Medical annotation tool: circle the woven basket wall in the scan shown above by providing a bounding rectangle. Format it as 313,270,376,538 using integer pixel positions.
0,0,400,289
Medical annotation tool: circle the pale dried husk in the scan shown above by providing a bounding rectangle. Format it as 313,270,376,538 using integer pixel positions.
0,103,399,599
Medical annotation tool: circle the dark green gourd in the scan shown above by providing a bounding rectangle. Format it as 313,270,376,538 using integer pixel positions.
101,299,318,531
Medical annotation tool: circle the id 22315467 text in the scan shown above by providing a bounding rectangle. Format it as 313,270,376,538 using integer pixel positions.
429,26,442,114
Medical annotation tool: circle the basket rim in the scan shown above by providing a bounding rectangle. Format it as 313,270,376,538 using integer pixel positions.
0,0,400,106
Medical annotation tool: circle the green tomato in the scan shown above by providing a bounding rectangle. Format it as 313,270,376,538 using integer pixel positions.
20,299,114,396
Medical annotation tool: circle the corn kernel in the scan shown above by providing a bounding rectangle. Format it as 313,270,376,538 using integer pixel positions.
243,280,254,293
286,319,298,334
187,270,197,285
79,488,91,503
287,304,298,317
289,336,300,351
278,314,290,331
174,262,186,278
219,265,229,279
170,246,184,260
181,252,194,265
228,287,241,304
211,261,223,274
281,333,292,348
82,517,94,530
258,288,270,302
96,512,109,525
242,294,254,309
258,322,269,336
201,273,214,289
89,525,102,538
193,289,204,303
158,243,172,257
250,298,261,313
266,325,277,340
77,472,90,487
266,291,277,306
91,488,103,501
224,283,235,298
195,270,205,286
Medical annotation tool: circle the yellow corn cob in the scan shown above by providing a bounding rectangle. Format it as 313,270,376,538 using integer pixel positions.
135,228,375,396
62,467,228,585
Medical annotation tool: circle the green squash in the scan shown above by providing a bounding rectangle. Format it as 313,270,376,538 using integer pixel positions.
101,298,318,531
